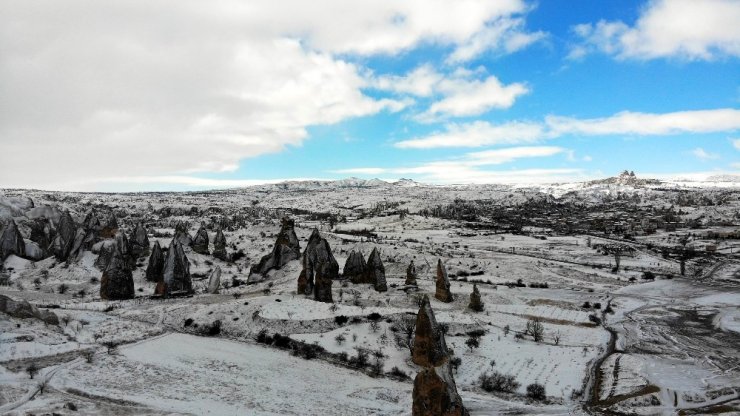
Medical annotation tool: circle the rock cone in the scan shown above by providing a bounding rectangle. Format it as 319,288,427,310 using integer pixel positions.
468,284,484,312
412,295,449,367
435,259,453,303
296,229,337,303
192,223,209,255
343,250,366,281
50,210,77,261
155,239,192,296
129,223,150,258
412,363,468,416
212,228,228,261
145,240,165,282
365,247,387,292
174,221,192,247
100,234,135,300
250,217,301,276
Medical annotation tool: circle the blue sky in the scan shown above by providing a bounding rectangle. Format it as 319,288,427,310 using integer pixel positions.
1,0,739,190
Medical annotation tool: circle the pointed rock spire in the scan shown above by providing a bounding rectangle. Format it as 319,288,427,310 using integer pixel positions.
250,217,301,276
212,228,228,261
145,240,165,282
100,235,135,300
192,223,209,255
343,250,366,282
366,247,387,292
412,363,468,416
405,261,418,286
296,229,337,303
129,222,150,258
435,259,453,303
174,221,192,247
155,238,192,296
412,295,449,367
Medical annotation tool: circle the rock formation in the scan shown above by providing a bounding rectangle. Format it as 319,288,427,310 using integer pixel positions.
208,266,221,294
0,294,59,325
435,259,453,303
50,210,77,261
155,238,192,296
405,261,418,286
145,240,165,282
468,284,484,312
100,235,135,300
174,221,192,246
192,223,209,255
0,219,26,260
250,218,301,277
296,229,337,303
212,228,228,261
412,295,449,368
29,218,54,256
343,250,366,281
411,295,467,416
365,247,387,292
412,363,468,416
129,222,150,258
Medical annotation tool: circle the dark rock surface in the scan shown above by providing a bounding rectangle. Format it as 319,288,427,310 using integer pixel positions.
343,250,366,281
129,222,150,258
296,229,337,303
100,235,135,300
155,238,192,296
365,247,387,292
212,228,228,261
250,218,301,277
435,259,453,303
145,240,165,282
192,223,209,255
412,295,449,368
405,261,418,286
0,219,26,260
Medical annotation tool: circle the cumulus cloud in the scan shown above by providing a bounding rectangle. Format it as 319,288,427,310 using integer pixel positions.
570,0,740,60
395,108,740,148
0,0,539,190
447,16,547,63
373,65,529,120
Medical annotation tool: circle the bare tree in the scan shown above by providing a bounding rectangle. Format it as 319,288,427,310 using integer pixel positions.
525,317,544,343
26,363,39,379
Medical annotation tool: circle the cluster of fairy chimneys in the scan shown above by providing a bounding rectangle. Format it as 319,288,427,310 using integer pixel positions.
100,220,228,301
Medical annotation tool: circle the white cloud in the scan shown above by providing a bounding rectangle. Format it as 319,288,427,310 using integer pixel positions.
395,120,546,148
447,17,546,63
333,146,569,183
570,0,740,60
547,109,740,136
732,138,740,150
0,0,539,190
373,65,529,119
394,108,740,149
691,147,720,160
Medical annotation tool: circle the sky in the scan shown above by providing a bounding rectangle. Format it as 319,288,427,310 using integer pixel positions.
1,0,739,191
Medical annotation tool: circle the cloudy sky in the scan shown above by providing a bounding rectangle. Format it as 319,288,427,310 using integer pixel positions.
1,0,739,191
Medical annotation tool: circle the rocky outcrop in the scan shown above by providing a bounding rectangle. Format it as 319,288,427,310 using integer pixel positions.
468,284,484,312
100,236,135,300
250,218,301,277
343,250,366,281
296,229,337,303
29,218,54,257
174,221,192,247
212,228,228,261
435,259,453,303
0,294,59,325
192,223,209,255
50,210,77,261
145,240,165,282
412,295,449,367
97,232,135,271
411,294,467,416
405,261,418,286
412,363,468,416
0,219,26,260
129,223,150,258
155,239,192,296
208,266,221,294
365,247,387,292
